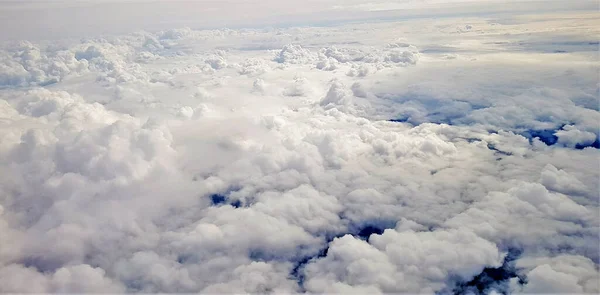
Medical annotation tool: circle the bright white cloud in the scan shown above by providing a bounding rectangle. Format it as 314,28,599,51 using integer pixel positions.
0,3,598,294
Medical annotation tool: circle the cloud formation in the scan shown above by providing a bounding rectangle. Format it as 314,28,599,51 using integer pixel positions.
0,6,598,294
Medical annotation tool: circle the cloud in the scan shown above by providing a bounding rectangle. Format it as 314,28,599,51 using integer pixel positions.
0,7,598,294
539,164,589,196
274,44,316,65
302,228,503,293
0,41,88,87
514,255,599,293
444,182,598,263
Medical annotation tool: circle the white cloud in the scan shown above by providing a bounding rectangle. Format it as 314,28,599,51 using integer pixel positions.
514,255,600,293
0,41,88,87
555,125,598,148
303,228,502,293
0,6,598,294
274,44,316,65
0,263,125,293
539,164,589,196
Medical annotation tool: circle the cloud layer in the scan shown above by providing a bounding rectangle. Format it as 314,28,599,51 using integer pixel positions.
0,7,598,294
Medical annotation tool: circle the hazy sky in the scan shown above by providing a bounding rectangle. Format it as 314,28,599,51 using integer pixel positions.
0,0,597,40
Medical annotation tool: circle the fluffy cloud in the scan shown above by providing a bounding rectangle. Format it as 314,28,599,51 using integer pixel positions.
303,228,503,293
274,44,316,64
445,182,597,261
0,6,598,294
0,42,88,87
0,263,124,293
514,255,599,293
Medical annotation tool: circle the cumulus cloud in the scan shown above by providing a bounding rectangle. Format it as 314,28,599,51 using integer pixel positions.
514,255,599,293
303,228,503,293
274,44,316,64
0,41,88,87
0,5,598,294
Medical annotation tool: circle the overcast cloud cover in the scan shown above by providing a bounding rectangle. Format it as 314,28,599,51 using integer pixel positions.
0,0,599,294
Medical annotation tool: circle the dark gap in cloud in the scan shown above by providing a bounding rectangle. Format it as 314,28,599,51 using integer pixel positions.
177,253,196,265
464,138,481,143
470,104,489,110
575,138,600,150
290,243,331,291
441,248,527,295
521,129,559,146
177,255,187,264
349,220,397,241
486,143,513,156
521,127,599,150
389,118,411,123
208,189,244,208
210,194,226,205
230,199,243,208
356,225,385,239
388,117,453,126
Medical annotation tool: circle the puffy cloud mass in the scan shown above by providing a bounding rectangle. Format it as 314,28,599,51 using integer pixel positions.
0,4,599,294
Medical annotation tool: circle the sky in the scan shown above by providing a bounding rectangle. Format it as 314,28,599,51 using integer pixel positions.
0,0,599,294
0,0,597,40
